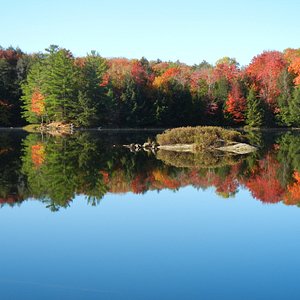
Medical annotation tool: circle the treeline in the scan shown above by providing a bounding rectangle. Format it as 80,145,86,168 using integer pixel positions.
1,45,300,127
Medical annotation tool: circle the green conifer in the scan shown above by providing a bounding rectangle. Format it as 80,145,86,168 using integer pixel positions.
289,87,300,127
245,88,264,128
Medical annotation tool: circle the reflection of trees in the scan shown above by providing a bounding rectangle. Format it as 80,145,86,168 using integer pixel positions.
284,171,300,205
241,154,285,203
244,129,263,148
21,133,109,211
0,132,27,207
276,133,300,205
1,131,300,210
277,133,300,184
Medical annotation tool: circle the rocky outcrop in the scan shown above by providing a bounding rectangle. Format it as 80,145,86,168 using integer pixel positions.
157,144,196,152
40,122,74,135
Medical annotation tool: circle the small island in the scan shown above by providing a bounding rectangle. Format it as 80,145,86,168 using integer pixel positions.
125,126,257,168
156,126,257,154
152,126,257,168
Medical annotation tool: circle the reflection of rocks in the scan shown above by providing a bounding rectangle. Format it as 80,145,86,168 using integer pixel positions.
131,143,142,152
156,149,248,168
143,142,152,148
157,142,256,154
216,143,257,154
124,142,158,153
124,140,256,156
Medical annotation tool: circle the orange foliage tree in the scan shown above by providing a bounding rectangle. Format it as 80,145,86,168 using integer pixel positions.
284,48,300,86
31,89,45,116
31,144,45,168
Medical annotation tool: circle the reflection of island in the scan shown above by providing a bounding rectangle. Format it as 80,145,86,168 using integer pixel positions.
0,131,300,211
156,149,245,168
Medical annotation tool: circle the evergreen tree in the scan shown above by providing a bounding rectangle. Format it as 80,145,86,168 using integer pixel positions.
68,91,97,127
0,48,24,125
288,87,300,126
0,59,12,125
276,69,294,126
42,46,78,123
211,77,230,125
21,59,46,123
77,52,108,126
245,88,264,127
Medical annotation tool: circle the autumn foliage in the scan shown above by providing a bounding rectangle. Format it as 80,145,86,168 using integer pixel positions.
225,83,246,123
3,130,300,210
283,48,300,87
246,51,287,109
31,144,45,168
288,58,300,86
31,89,45,115
1,45,300,128
283,172,300,205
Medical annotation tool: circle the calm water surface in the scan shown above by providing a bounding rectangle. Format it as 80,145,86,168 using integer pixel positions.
1,130,300,299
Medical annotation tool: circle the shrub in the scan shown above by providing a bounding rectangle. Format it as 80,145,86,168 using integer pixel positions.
156,126,243,148
156,127,196,145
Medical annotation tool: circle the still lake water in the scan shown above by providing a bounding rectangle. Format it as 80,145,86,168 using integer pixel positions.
1,129,300,299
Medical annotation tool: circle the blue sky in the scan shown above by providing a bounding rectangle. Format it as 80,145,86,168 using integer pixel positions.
1,0,299,66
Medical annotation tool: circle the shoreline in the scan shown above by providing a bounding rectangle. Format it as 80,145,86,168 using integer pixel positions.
2,126,300,132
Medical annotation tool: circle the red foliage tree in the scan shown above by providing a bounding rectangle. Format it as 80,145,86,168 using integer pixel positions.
213,61,240,83
0,48,21,64
245,51,286,109
224,83,246,123
105,58,150,91
131,60,148,86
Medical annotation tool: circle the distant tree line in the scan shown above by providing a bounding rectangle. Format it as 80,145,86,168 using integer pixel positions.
0,45,300,128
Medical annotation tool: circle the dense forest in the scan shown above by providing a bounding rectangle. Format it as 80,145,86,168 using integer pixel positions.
0,45,300,128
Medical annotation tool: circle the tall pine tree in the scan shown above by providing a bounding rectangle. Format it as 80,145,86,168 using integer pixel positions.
42,45,78,123
245,87,264,127
76,52,108,126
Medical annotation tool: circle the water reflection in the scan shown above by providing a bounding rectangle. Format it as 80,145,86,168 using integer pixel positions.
1,130,300,210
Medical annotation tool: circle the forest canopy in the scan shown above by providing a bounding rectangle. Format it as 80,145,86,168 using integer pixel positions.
0,45,300,128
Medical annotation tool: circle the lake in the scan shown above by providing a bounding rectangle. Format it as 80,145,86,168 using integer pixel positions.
1,129,300,299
